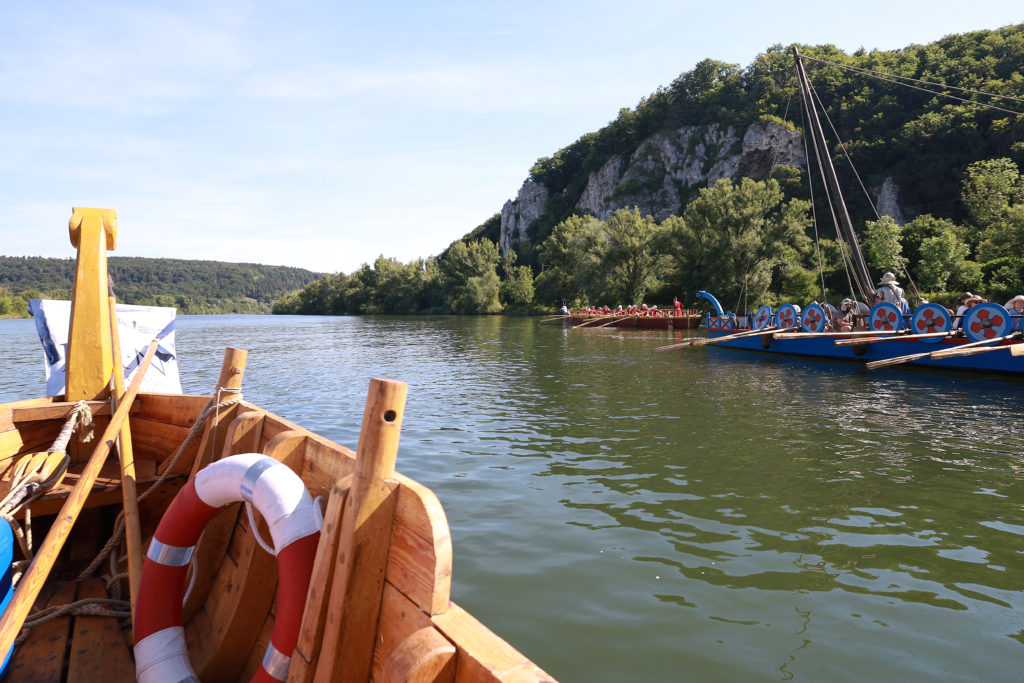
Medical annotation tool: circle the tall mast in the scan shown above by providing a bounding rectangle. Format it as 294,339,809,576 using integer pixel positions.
792,47,875,302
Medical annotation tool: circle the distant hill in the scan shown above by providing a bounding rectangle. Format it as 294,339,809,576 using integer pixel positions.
0,255,322,315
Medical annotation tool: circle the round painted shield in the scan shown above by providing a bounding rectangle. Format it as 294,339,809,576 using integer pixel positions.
869,302,903,332
776,303,802,330
909,303,951,343
963,302,1011,342
801,303,827,333
753,305,773,330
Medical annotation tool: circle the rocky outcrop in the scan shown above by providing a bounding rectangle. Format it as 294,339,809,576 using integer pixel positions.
499,180,548,255
498,121,805,253
875,176,907,224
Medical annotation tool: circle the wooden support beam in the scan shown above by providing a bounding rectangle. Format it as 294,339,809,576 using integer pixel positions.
313,379,407,683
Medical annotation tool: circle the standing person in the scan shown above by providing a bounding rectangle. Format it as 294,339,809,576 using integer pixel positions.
673,297,683,317
875,272,904,305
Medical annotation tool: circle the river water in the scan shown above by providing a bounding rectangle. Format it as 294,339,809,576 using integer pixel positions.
2,314,1023,681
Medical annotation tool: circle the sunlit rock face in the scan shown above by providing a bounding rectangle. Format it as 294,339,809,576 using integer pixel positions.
499,180,548,255
498,121,805,254
876,176,908,224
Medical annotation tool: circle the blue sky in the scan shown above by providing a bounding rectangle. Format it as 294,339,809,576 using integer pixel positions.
1,2,1020,275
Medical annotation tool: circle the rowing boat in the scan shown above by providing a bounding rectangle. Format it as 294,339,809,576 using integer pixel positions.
697,290,1024,373
0,207,555,681
674,49,1024,377
567,311,702,329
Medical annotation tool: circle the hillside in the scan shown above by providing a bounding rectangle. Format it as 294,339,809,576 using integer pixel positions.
495,26,1024,268
0,255,322,315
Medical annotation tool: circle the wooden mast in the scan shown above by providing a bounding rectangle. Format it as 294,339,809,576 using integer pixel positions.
793,47,875,302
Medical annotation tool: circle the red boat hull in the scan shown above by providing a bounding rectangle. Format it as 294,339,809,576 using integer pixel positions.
569,312,702,329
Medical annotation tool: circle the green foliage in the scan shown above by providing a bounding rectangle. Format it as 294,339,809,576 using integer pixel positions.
0,255,321,315
461,272,503,314
500,265,535,306
915,227,970,292
509,25,1024,277
861,216,905,275
666,177,810,308
538,214,610,303
603,208,668,304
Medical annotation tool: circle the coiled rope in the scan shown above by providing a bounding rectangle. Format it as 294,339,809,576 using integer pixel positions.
13,387,241,644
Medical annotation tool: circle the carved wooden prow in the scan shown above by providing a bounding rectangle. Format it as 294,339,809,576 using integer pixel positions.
65,207,118,402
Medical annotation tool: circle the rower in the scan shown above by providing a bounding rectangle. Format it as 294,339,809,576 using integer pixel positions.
829,298,856,332
954,293,985,329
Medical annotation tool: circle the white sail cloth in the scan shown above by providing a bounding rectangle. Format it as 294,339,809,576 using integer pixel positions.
28,299,182,396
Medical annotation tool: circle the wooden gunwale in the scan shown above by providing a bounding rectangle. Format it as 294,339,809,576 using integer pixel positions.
0,387,554,682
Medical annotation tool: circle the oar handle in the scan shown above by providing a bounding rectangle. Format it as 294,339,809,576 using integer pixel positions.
0,339,159,657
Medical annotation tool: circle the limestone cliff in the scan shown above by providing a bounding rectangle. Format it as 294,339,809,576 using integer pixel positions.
499,121,805,253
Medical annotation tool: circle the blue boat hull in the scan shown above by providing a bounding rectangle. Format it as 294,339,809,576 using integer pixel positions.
704,317,1024,375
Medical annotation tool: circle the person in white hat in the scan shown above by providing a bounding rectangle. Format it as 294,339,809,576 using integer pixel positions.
1005,294,1024,331
875,272,905,306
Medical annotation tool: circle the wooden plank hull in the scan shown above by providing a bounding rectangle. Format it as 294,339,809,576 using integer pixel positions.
0,387,556,682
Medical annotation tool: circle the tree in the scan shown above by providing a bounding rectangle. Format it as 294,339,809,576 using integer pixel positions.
962,157,1024,235
861,216,905,276
915,227,970,292
439,239,502,313
603,207,667,304
667,178,810,308
537,214,609,303
500,265,535,306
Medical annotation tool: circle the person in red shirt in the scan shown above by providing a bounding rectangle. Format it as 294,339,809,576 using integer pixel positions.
673,297,683,316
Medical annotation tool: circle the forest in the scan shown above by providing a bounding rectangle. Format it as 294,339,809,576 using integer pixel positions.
0,256,320,317
276,25,1024,316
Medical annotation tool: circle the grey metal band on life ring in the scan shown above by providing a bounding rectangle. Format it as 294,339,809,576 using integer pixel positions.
240,458,277,504
147,539,195,567
262,642,291,681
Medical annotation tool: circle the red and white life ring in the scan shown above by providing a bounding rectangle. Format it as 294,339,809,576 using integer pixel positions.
133,453,322,683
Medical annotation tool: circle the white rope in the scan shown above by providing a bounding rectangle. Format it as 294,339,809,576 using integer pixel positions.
245,503,276,556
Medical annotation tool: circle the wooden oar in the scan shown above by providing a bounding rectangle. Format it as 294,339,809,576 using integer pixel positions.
538,315,571,323
573,315,612,328
108,290,143,616
866,333,1015,369
0,339,159,658
774,329,904,340
930,332,1020,359
593,314,638,328
653,325,792,352
933,344,1020,358
833,331,952,346
1011,342,1024,357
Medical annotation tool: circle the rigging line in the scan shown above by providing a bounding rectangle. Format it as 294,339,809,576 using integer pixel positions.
802,90,859,302
799,95,830,303
801,54,1024,111
802,87,861,300
806,79,922,300
795,49,874,301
